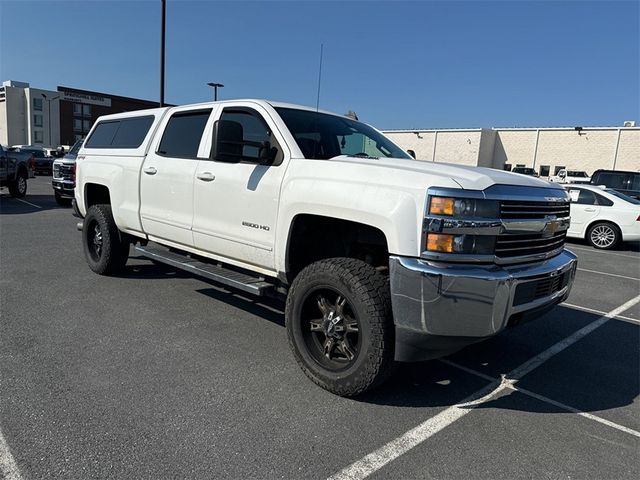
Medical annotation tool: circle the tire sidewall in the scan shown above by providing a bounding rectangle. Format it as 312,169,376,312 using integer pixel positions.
82,205,127,274
286,259,392,395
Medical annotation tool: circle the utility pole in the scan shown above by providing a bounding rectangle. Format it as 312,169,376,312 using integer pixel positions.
160,0,166,107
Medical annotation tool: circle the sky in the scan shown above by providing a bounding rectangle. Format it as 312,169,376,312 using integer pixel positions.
1,0,638,129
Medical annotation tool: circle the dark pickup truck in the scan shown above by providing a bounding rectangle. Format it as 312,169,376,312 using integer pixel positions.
0,145,35,197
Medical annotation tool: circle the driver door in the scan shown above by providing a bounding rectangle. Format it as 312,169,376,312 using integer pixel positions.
192,104,288,271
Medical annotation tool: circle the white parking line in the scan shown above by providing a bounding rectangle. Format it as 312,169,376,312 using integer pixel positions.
577,268,639,282
569,245,639,259
564,303,640,325
441,359,640,438
14,198,42,209
0,424,22,480
327,294,640,480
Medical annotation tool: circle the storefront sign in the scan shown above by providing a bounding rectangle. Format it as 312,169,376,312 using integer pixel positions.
60,91,111,107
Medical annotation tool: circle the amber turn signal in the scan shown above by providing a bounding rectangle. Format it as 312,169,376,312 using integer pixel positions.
429,197,455,216
426,233,454,253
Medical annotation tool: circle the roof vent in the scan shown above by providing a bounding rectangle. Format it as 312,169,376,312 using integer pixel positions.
623,120,636,127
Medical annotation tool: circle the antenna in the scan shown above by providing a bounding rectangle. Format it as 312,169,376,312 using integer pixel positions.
316,43,323,112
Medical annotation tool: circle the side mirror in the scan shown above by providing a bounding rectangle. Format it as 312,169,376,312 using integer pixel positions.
258,140,277,165
212,119,244,163
407,149,416,159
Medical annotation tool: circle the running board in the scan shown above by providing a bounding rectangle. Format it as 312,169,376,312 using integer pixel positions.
134,244,274,296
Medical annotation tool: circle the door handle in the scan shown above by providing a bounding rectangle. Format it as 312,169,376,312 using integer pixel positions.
143,166,157,175
197,172,215,182
584,208,596,212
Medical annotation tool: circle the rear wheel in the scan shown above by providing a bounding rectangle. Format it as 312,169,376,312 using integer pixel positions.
286,258,395,397
587,222,620,250
82,204,129,275
8,170,27,198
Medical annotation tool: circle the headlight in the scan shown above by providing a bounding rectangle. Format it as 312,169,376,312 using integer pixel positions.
428,196,499,218
425,233,495,254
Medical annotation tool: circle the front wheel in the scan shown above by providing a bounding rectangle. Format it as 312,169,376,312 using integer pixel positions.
8,171,27,198
587,222,621,250
82,204,129,275
286,258,395,397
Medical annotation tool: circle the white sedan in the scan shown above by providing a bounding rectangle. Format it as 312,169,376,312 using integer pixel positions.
564,184,640,249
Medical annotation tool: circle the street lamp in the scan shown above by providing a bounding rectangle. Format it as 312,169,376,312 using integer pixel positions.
41,93,60,147
207,82,224,101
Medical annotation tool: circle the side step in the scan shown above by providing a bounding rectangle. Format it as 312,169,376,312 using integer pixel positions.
134,244,274,296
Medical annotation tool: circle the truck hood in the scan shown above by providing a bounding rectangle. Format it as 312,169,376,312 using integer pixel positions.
329,156,556,191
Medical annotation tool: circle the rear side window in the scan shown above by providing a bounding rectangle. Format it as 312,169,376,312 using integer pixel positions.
158,110,212,158
595,172,627,190
85,116,154,149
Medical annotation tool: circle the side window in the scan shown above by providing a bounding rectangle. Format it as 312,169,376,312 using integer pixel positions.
85,116,154,149
594,193,613,207
598,173,626,189
158,110,212,158
215,108,282,164
574,189,597,205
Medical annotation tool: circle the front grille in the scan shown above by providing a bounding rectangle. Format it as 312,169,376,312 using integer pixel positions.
513,271,570,306
495,231,566,258
500,200,570,219
54,163,74,180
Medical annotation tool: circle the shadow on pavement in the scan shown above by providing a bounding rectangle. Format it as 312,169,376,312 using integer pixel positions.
0,193,68,214
115,260,639,415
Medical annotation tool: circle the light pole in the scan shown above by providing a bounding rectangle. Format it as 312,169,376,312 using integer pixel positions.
41,93,59,147
160,0,166,107
207,82,224,101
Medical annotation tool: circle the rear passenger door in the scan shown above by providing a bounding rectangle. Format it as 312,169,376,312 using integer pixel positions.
140,108,213,247
568,188,601,235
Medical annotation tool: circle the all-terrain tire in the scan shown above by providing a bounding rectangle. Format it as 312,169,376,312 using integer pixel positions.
286,258,395,397
82,204,129,275
8,170,27,198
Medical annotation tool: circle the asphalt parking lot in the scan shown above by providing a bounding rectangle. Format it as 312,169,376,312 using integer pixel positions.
1,176,639,480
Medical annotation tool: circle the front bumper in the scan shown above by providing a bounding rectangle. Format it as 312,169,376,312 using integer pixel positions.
389,249,577,361
52,179,75,198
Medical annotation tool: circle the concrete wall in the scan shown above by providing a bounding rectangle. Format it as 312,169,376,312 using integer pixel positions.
385,127,640,176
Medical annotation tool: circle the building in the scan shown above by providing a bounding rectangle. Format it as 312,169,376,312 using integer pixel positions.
0,80,159,148
383,125,639,177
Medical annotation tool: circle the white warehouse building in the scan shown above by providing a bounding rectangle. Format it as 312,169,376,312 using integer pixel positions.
382,125,639,177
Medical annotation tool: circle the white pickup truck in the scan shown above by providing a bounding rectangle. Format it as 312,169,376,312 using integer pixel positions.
549,169,591,184
74,99,577,396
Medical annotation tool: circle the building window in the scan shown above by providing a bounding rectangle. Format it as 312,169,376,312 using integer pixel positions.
83,119,92,132
73,118,82,133
539,165,550,177
73,103,82,115
554,165,566,175
34,130,43,143
33,97,43,111
82,104,91,117
504,164,512,171
34,114,43,127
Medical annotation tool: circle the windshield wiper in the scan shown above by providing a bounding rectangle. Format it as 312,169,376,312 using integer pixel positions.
346,153,379,159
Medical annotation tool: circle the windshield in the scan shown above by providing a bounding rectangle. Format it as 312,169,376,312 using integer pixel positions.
605,189,640,205
68,138,84,156
275,107,411,160
568,171,588,177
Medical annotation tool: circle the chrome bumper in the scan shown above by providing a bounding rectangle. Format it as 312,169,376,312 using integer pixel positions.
389,249,577,361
